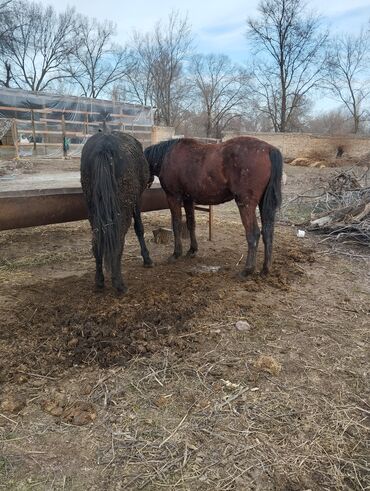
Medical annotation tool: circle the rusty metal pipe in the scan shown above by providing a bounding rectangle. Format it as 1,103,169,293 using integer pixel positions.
0,186,168,231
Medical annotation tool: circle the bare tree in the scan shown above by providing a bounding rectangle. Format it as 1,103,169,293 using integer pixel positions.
124,32,155,107
0,0,13,45
0,0,15,87
189,54,249,138
247,0,327,132
2,0,76,91
67,16,130,99
0,60,12,87
307,108,353,135
325,31,370,134
126,11,193,127
151,12,192,126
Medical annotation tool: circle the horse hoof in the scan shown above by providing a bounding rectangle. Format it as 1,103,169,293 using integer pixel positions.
167,254,180,263
143,260,154,268
238,269,254,280
260,268,269,277
115,286,127,296
113,282,127,295
186,250,197,258
95,282,104,291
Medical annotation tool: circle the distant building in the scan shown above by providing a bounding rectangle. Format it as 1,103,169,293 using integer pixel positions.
0,87,154,157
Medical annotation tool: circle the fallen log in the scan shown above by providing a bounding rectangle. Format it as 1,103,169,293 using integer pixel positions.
308,199,370,246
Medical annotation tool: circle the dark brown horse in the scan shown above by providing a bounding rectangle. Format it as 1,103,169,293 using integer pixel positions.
81,131,153,294
144,137,283,276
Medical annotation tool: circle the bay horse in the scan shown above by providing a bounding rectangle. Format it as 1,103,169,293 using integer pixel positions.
81,131,153,294
144,137,283,276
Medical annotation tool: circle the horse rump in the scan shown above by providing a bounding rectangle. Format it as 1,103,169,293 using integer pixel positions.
90,145,121,271
81,134,123,290
81,132,153,293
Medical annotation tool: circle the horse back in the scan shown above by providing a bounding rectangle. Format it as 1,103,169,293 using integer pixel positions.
159,137,275,205
159,140,230,204
81,132,149,196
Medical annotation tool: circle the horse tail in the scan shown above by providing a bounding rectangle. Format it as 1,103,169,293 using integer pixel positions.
90,145,121,271
260,147,283,223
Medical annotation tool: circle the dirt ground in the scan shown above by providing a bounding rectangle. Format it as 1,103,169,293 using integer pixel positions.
0,157,80,176
0,162,369,490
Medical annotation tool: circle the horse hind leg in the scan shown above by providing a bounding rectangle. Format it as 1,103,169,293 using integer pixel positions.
133,204,153,267
111,239,127,295
237,200,260,277
183,198,198,257
259,203,275,276
92,234,104,290
167,194,183,261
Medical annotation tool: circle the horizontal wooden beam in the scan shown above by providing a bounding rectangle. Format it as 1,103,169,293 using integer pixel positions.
0,105,151,119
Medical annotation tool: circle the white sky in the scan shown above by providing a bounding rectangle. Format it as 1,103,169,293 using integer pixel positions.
42,0,370,61
40,0,370,111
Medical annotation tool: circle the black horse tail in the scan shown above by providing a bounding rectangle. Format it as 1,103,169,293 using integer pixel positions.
91,146,121,271
260,147,283,223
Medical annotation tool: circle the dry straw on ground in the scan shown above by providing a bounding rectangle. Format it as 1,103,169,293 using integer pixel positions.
254,355,282,375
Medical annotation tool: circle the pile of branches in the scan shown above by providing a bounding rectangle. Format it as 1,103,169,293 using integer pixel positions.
308,170,370,246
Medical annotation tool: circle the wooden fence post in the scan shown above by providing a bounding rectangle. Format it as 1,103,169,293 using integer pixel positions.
84,112,89,135
30,108,36,151
62,113,67,159
11,119,20,159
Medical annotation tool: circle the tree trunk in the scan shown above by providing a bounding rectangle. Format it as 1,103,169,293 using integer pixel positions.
4,61,11,87
354,114,359,134
206,110,212,138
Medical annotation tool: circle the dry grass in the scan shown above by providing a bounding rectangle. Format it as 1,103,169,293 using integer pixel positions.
0,170,369,490
2,324,368,490
0,251,72,271
306,148,332,161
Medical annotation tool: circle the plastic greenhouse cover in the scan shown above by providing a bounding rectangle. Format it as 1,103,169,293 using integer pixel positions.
0,87,154,126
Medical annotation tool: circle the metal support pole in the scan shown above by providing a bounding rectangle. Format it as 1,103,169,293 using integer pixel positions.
208,205,213,241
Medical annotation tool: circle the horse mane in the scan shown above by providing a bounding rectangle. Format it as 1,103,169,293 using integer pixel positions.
144,139,180,176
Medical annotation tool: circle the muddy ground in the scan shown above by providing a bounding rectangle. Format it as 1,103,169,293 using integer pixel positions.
0,162,369,490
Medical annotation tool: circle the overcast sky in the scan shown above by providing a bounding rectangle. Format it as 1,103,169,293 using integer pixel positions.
42,0,370,62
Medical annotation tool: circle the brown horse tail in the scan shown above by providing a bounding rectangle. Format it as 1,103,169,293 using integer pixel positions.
91,144,121,271
260,148,283,223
